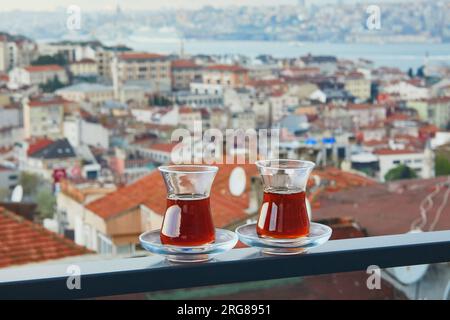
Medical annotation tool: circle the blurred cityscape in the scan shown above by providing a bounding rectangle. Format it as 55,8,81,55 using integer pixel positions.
0,0,450,300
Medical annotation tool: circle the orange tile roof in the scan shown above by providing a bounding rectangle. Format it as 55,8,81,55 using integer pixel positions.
373,148,419,155
71,58,96,64
118,52,165,61
24,64,64,73
28,96,67,107
0,207,91,268
309,167,376,196
148,142,179,153
171,59,199,69
348,103,385,110
86,164,259,227
27,138,54,156
205,64,247,73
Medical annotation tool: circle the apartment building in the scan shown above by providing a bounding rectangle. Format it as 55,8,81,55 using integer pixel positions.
202,64,249,88
69,58,98,77
171,59,202,91
344,72,371,101
347,104,387,127
116,52,171,91
179,106,202,132
408,97,450,129
8,64,68,89
56,83,114,105
374,148,435,182
23,95,65,139
0,34,38,72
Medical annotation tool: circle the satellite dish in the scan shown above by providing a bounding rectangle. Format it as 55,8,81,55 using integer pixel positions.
229,167,246,197
11,185,23,203
391,229,429,285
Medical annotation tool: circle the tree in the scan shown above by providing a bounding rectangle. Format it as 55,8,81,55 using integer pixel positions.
36,189,56,219
19,172,40,197
384,164,418,181
417,66,425,78
407,68,414,78
40,76,65,93
435,154,450,176
32,53,67,66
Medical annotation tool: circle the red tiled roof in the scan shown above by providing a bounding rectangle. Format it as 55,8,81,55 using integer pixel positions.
385,113,411,123
171,59,199,69
148,142,179,153
179,106,200,114
86,164,259,227
419,124,439,135
362,139,389,147
28,96,67,107
71,58,96,64
27,138,54,156
205,64,247,73
118,52,165,61
24,64,64,73
0,74,9,82
314,176,450,236
348,103,385,110
373,148,420,155
0,207,91,268
309,167,376,198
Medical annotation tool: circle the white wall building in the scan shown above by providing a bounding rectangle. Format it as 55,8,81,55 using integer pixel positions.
190,82,224,96
374,148,434,182
64,117,110,149
8,65,68,89
382,81,429,101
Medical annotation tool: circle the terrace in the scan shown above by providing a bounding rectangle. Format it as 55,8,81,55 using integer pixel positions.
0,230,449,299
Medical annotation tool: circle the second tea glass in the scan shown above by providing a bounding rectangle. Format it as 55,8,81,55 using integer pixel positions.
255,159,315,239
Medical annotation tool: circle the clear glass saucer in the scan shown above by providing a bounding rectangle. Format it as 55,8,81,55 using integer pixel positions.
139,228,238,263
235,222,332,255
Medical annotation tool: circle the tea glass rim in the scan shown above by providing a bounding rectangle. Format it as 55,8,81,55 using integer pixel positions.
255,159,315,171
158,164,219,174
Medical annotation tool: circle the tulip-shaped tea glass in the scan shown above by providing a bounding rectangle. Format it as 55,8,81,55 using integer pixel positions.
159,165,218,246
255,159,315,239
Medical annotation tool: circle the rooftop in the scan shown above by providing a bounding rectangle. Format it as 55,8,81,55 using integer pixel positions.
24,65,64,73
27,95,68,107
85,163,258,227
205,64,247,73
29,138,76,160
373,148,421,155
56,82,112,93
0,207,91,268
118,52,165,61
314,176,450,236
171,59,199,69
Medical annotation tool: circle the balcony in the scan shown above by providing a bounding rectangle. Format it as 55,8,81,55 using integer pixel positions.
1,230,449,299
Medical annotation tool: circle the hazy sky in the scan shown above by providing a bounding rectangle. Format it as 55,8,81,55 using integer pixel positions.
0,0,301,11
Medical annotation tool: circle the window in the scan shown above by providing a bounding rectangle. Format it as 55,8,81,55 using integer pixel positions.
97,233,113,255
393,160,400,164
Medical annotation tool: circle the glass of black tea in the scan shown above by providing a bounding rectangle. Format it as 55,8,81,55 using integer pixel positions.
255,159,315,239
158,165,218,246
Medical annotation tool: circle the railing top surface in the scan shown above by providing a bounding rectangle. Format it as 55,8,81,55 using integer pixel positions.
1,230,450,299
